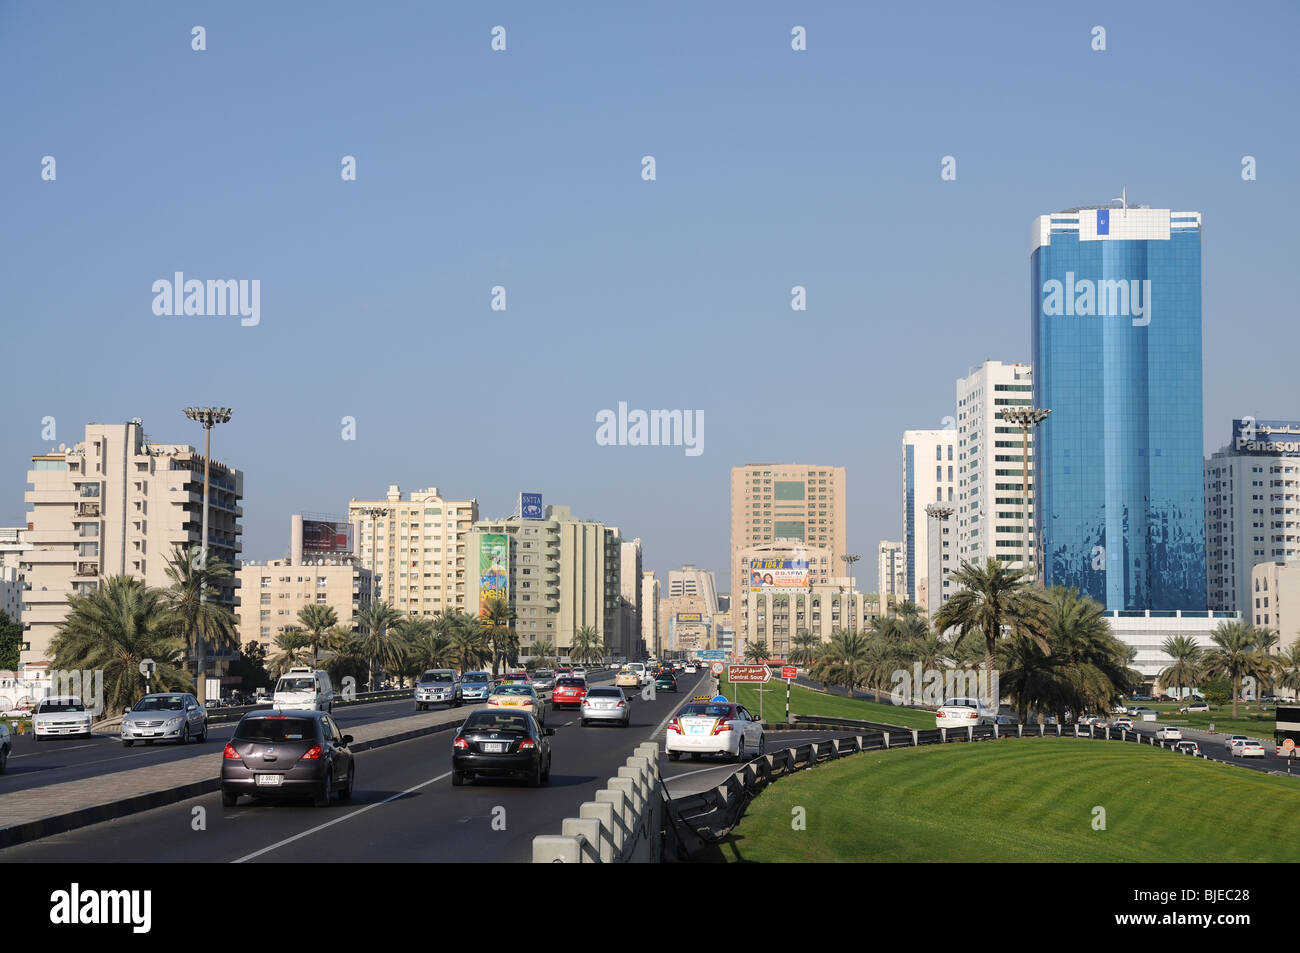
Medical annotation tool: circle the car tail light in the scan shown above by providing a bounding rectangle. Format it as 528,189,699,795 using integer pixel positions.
617,701,626,708
967,711,978,719
936,710,946,719
223,743,241,760
666,717,681,734
712,720,732,735
453,735,469,749
300,745,322,760
518,738,536,750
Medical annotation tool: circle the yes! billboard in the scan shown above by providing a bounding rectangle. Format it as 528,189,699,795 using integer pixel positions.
478,533,509,616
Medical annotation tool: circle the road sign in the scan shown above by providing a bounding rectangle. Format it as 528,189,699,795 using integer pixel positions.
1285,738,1295,752
781,665,798,680
710,661,725,676
698,650,726,660
728,664,771,683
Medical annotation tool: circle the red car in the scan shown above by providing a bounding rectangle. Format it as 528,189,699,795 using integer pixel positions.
551,676,588,709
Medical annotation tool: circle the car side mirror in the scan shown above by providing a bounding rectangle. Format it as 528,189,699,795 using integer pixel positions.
342,734,354,746
544,728,555,736
123,707,131,714
187,704,197,711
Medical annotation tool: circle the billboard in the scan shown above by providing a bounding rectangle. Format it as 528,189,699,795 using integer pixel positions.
302,519,352,553
675,612,703,623
478,533,509,615
746,557,809,590
520,492,544,519
1232,419,1300,457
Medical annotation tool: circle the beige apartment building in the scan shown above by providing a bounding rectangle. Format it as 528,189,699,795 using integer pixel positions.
738,582,878,657
730,464,846,607
659,592,713,654
348,486,478,618
1252,561,1300,652
21,420,243,665
469,504,621,661
902,429,958,616
641,570,661,657
235,557,372,648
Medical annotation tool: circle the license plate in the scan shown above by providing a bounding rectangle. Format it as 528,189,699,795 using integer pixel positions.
255,774,283,787
686,723,709,735
483,743,505,753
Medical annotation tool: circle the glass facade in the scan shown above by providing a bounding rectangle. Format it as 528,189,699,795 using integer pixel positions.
1031,207,1205,611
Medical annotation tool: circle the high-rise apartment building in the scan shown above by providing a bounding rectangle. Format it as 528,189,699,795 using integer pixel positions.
21,420,243,665
956,361,1036,574
469,504,620,661
348,486,478,618
1032,203,1205,611
1206,419,1300,613
1251,561,1300,651
876,540,905,611
641,570,660,657
236,557,372,648
618,536,643,660
666,565,719,612
729,465,845,610
902,430,957,613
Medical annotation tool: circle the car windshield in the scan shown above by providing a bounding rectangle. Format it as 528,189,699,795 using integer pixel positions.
463,712,531,733
462,673,490,683
234,716,316,742
39,698,86,713
276,677,315,693
680,703,733,718
420,671,454,683
133,696,186,712
495,685,533,697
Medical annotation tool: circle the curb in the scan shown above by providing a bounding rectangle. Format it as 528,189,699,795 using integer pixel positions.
0,715,467,850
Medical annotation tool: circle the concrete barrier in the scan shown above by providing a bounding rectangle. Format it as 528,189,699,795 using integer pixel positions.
532,741,661,863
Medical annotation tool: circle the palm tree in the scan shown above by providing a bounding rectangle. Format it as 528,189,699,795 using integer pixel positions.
529,639,557,668
322,633,369,688
267,628,313,678
1276,641,1300,700
448,612,491,674
570,625,602,666
743,639,769,663
788,631,820,666
48,575,190,717
356,601,405,691
1158,635,1203,700
399,616,456,676
160,543,238,706
934,558,1050,681
810,629,873,695
1200,620,1271,718
481,594,516,676
296,604,340,666
1254,629,1280,702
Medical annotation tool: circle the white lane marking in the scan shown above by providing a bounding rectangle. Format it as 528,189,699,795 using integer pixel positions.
231,770,451,863
646,674,710,742
9,743,101,759
662,762,742,783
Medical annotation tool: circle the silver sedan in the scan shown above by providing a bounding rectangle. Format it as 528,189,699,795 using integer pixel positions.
122,692,208,746
580,686,631,727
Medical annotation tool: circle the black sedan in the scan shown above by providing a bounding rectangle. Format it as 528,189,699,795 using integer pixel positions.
221,711,355,807
452,709,553,787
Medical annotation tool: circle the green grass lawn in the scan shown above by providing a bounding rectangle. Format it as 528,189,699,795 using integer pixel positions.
697,738,1300,863
717,675,938,730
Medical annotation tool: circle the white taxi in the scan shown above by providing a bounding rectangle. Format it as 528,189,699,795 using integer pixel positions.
935,697,996,729
665,700,764,762
487,683,549,727
615,668,639,688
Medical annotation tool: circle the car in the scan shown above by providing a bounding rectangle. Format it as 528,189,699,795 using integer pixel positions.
616,668,639,688
666,701,764,762
552,676,588,710
627,662,650,686
1232,740,1266,758
1224,734,1250,750
1180,702,1210,713
32,695,94,741
1174,740,1200,755
1131,693,1153,702
531,669,557,694
414,669,458,710
3,706,33,718
121,692,208,746
0,721,10,773
1113,718,1135,731
1112,705,1129,715
456,671,495,703
272,667,336,713
452,708,553,787
1131,706,1156,716
1154,726,1182,741
684,663,697,674
221,710,354,807
500,671,532,686
487,683,548,726
1155,694,1175,702
654,671,678,693
581,686,631,727
571,667,588,681
935,697,996,729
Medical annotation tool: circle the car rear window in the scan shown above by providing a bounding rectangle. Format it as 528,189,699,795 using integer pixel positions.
463,711,531,733
587,688,622,698
556,678,585,687
234,717,317,742
680,703,733,718
495,685,533,696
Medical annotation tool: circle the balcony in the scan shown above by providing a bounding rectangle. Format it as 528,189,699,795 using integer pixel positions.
77,502,101,517
76,562,99,577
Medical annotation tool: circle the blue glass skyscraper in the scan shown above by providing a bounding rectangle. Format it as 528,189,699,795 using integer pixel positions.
1031,205,1205,611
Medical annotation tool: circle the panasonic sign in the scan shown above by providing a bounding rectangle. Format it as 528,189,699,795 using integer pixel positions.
1232,419,1300,457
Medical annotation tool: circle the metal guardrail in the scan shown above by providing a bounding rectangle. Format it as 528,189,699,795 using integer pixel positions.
532,742,662,863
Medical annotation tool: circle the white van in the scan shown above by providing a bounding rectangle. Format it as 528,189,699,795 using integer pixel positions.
272,668,336,712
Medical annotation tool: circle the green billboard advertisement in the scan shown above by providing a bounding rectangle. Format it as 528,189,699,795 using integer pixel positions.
479,533,508,616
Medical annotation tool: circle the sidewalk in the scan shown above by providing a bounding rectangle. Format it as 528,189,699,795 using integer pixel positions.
0,704,474,849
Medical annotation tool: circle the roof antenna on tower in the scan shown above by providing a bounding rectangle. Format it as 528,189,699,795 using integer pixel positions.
1112,186,1128,214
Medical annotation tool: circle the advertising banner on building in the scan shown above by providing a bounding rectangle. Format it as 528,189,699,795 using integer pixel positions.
746,558,809,590
478,533,509,615
520,492,544,519
302,519,352,553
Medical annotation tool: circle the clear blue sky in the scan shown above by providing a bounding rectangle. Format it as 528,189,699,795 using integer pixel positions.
2,1,1297,592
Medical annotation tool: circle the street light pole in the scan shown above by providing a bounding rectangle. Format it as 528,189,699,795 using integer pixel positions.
183,406,231,707
840,553,860,631
356,506,390,604
997,407,1051,585
924,505,954,618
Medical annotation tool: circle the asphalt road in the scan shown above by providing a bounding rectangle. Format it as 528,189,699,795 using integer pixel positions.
0,670,708,862
0,671,618,796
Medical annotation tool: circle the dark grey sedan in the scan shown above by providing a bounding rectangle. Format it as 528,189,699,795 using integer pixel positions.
221,711,354,807
452,709,553,787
